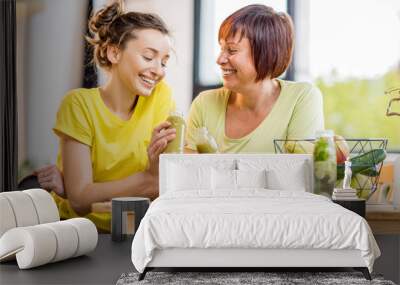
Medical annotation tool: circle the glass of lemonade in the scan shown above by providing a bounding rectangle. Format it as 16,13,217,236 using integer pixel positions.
163,111,186,154
313,130,337,197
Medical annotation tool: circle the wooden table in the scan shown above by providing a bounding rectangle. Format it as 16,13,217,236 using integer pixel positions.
91,201,112,213
366,212,400,234
365,211,400,283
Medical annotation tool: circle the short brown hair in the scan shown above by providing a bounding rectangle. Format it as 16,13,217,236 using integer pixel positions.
219,4,294,81
86,0,170,69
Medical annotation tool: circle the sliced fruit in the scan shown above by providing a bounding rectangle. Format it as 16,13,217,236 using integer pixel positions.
334,135,350,164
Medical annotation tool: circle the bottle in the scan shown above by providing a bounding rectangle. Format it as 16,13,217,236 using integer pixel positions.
163,111,186,154
195,127,218,153
313,130,337,197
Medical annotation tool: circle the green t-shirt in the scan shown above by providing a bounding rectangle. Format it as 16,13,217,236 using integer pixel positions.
186,79,324,153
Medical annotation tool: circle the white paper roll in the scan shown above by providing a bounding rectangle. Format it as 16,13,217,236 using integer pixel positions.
65,218,98,257
0,218,97,269
0,192,39,227
0,227,24,262
0,226,57,269
0,196,17,238
23,189,60,223
42,221,78,262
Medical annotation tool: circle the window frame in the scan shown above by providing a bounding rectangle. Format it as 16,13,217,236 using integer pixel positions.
0,0,18,192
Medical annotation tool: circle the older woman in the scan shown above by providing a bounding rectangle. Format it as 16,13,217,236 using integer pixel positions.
186,4,324,153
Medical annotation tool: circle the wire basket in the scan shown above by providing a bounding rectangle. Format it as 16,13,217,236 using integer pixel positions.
274,138,388,200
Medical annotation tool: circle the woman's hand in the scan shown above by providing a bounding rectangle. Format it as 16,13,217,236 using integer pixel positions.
141,171,159,200
147,121,176,176
34,165,66,198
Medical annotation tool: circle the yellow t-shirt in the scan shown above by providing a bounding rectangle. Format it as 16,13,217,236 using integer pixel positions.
52,81,175,232
186,79,324,153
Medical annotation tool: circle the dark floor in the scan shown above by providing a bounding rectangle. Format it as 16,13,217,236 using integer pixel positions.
0,234,398,285
0,235,134,285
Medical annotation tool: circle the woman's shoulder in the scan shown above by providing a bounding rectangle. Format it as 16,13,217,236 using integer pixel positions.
148,80,174,106
280,80,322,100
193,87,229,106
280,80,322,105
61,88,99,106
152,80,172,97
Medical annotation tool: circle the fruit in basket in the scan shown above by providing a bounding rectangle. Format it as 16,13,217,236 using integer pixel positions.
351,174,373,198
359,167,380,177
337,166,379,180
334,135,350,164
336,149,386,180
353,148,387,166
336,174,373,198
284,141,314,154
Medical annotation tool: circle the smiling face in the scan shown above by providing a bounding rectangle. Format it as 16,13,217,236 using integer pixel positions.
216,33,259,93
112,29,171,97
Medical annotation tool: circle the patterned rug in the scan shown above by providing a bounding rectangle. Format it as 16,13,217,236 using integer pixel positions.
116,271,396,285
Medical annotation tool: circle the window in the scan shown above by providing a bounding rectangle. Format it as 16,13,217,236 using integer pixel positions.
303,0,400,151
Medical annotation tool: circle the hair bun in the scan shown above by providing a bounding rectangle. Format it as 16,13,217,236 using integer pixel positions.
88,1,123,38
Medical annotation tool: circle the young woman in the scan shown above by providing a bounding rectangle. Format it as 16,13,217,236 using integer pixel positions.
37,1,176,232
186,4,324,153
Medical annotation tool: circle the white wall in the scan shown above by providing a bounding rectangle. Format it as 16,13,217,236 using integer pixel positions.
23,0,87,167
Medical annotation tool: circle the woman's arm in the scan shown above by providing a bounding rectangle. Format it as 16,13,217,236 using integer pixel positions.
61,137,154,216
185,94,205,152
63,122,176,216
34,165,66,198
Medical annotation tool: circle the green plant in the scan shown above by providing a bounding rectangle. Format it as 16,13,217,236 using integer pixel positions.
316,69,400,151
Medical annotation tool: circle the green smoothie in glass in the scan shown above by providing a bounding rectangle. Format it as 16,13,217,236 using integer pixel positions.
164,111,186,154
195,127,218,153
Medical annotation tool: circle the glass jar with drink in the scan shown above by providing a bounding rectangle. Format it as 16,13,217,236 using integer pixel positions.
163,111,186,154
194,127,218,153
313,130,337,197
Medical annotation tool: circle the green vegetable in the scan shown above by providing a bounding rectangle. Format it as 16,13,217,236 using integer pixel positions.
359,167,380,177
336,149,386,180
